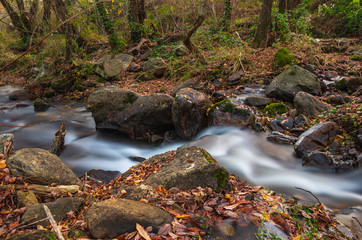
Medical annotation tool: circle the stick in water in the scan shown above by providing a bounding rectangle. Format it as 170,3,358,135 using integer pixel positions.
43,205,65,240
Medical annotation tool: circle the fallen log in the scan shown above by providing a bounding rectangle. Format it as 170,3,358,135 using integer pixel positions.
0,184,79,196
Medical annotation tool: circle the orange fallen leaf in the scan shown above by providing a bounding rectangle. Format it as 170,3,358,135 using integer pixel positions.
176,214,192,219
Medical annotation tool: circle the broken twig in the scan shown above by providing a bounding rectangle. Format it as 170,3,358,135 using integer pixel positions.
43,205,65,240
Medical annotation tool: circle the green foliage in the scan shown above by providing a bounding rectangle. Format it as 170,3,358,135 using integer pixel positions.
274,48,295,67
317,0,361,36
274,5,312,41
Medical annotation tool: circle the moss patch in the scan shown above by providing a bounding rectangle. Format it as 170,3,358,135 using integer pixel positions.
351,55,362,61
200,149,218,164
123,92,138,104
208,99,248,116
211,169,228,191
264,102,288,116
274,48,295,67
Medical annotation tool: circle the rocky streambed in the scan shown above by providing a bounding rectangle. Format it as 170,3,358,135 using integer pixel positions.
0,63,361,239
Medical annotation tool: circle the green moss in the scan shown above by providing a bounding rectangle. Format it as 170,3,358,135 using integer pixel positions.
123,92,138,104
136,72,155,82
274,48,295,67
335,78,347,91
34,98,50,112
211,169,228,191
208,99,248,116
264,103,288,116
200,149,217,163
351,55,362,61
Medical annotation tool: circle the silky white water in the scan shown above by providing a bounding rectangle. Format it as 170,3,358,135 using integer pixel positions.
1,86,361,209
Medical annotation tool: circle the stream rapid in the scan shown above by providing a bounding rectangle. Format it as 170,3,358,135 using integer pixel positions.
1,86,361,209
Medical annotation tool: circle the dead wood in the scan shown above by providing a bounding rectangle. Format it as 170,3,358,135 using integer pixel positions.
51,122,66,156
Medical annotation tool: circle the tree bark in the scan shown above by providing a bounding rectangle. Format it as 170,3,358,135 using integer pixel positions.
279,0,301,13
0,0,39,45
253,0,273,48
128,0,146,42
95,0,121,51
43,0,52,23
220,0,232,31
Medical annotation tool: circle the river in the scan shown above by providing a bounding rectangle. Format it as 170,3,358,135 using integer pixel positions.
1,85,361,209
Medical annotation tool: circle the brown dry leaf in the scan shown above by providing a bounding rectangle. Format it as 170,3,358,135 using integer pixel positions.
158,223,171,235
136,223,151,240
293,236,301,240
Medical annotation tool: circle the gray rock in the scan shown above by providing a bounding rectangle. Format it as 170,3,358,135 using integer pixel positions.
175,45,188,56
16,190,38,208
172,88,212,140
334,206,362,239
267,132,298,145
21,197,83,227
143,58,168,77
327,95,351,105
172,79,196,96
244,96,272,107
294,91,332,117
270,116,294,131
265,65,320,101
294,114,308,127
208,99,255,128
7,148,81,185
9,88,32,100
227,72,243,84
86,199,173,239
122,146,231,191
94,54,134,79
346,77,362,94
87,87,140,130
0,133,14,154
6,230,53,240
88,87,174,141
295,121,339,157
302,151,334,169
87,169,121,184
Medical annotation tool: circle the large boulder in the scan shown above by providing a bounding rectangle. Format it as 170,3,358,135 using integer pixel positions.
208,99,255,127
7,148,81,186
172,88,212,140
21,197,83,227
86,199,173,239
143,58,168,77
295,122,339,157
265,65,321,101
122,146,231,191
245,96,272,107
346,77,362,94
294,91,332,117
88,87,174,141
94,54,134,79
87,87,140,130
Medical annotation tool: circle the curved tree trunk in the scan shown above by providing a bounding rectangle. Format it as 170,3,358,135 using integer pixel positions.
253,0,273,48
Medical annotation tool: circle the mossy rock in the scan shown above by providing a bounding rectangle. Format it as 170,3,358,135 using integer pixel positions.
136,72,155,82
335,78,347,91
264,102,288,116
274,48,295,67
34,98,50,112
351,55,362,61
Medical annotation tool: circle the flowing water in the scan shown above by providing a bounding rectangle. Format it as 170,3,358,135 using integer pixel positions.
1,86,361,209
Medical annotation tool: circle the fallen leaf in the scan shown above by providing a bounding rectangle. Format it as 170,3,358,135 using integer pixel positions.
136,223,151,240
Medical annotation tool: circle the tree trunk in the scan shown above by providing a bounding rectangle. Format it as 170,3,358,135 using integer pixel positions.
43,0,52,23
128,0,146,42
95,0,121,51
279,0,301,13
0,0,39,46
220,0,232,31
253,0,273,48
